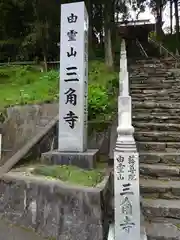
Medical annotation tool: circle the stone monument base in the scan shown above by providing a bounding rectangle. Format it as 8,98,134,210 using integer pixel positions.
41,149,99,169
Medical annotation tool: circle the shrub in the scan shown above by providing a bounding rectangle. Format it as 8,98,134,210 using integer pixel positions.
39,70,59,82
88,83,110,120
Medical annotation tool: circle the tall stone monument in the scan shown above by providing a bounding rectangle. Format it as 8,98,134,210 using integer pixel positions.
108,40,141,240
59,1,88,152
41,1,98,169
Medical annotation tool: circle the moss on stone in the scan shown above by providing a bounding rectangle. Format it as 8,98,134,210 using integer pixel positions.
175,223,180,229
31,164,106,187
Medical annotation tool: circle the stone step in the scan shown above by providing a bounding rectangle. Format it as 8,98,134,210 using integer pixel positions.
131,83,177,88
131,89,180,94
131,91,180,97
145,219,180,240
130,74,172,79
130,65,166,70
131,93,180,97
142,198,180,220
135,131,180,142
133,101,180,109
134,122,180,132
132,97,180,102
130,73,173,79
133,114,180,124
140,178,180,199
130,78,176,83
130,78,177,84
140,163,180,177
137,141,180,152
130,67,172,72
139,152,180,164
130,64,165,68
130,84,176,90
133,108,180,116
134,59,161,63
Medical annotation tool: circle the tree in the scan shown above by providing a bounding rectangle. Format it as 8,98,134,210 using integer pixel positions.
149,0,167,37
103,1,114,68
173,0,179,51
170,0,173,34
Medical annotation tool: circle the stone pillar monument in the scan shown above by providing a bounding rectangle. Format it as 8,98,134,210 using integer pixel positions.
108,39,141,240
41,2,98,169
115,39,140,240
58,1,88,153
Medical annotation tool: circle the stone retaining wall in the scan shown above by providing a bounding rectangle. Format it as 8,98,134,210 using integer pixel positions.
1,104,59,162
0,171,111,240
1,104,111,165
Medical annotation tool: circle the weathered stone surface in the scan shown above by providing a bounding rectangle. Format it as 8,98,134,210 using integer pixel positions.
142,198,180,219
1,104,59,162
161,154,180,164
41,149,99,169
132,90,180,96
145,220,180,240
130,57,180,229
132,97,178,102
137,142,166,152
140,164,180,177
140,179,180,199
166,143,180,150
131,88,180,94
0,171,110,240
141,193,160,199
108,212,147,240
131,84,174,90
135,131,180,142
134,123,180,132
0,104,111,173
133,114,180,124
0,116,59,176
133,101,180,109
139,152,180,164
131,78,177,84
0,218,45,240
133,109,180,116
139,153,161,163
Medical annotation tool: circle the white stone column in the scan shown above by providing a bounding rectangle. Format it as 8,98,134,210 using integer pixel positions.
114,39,140,240
58,2,88,152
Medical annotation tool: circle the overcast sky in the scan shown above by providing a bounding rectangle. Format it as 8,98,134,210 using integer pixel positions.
130,2,175,32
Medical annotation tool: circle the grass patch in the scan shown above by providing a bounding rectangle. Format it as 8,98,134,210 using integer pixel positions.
0,65,59,108
0,61,118,121
31,164,106,187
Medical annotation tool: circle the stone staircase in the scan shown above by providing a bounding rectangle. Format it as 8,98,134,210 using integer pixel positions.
130,58,180,239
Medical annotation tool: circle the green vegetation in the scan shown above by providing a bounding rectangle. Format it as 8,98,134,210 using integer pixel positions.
31,164,106,187
162,34,180,54
0,61,118,121
0,65,59,107
150,32,180,55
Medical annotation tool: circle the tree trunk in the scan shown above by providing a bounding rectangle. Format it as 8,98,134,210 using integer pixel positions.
155,1,164,38
99,4,104,51
174,0,179,51
110,0,116,60
43,54,48,72
86,0,94,59
170,0,173,34
103,3,113,69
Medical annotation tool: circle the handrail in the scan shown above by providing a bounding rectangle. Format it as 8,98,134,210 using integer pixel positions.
148,37,180,68
136,39,148,58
